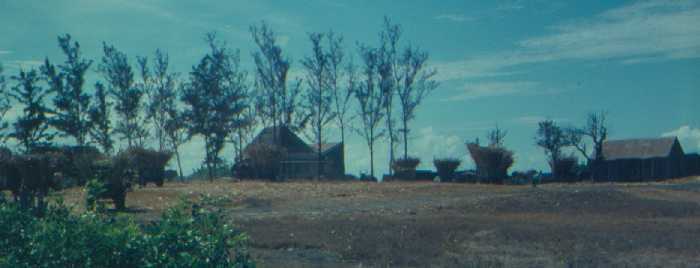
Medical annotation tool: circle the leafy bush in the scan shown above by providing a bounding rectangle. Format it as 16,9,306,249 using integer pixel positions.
125,147,173,187
433,158,461,182
190,163,234,181
392,157,421,180
551,156,578,181
84,179,108,211
0,198,255,267
467,143,514,184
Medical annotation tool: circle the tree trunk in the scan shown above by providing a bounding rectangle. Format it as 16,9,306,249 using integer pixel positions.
369,141,374,179
386,107,395,175
402,117,408,160
317,126,322,180
174,147,184,181
205,138,214,181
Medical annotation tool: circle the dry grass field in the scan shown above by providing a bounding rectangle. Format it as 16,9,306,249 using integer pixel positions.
56,177,700,267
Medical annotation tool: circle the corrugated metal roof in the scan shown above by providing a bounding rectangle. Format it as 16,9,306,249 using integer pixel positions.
602,137,679,160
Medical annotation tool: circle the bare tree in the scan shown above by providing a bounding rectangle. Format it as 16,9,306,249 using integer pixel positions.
567,112,609,163
487,126,507,148
374,17,439,165
99,43,147,148
251,21,308,139
302,32,336,179
328,33,352,147
584,111,609,162
565,111,609,179
353,46,385,179
377,17,399,171
396,47,438,159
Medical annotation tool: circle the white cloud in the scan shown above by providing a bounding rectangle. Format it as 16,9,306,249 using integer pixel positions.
435,0,700,81
662,125,700,152
0,50,12,55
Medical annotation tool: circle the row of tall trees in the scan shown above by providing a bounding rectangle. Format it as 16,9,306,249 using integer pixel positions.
0,17,439,180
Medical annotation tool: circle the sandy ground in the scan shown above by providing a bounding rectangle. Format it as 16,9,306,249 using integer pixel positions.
55,177,700,267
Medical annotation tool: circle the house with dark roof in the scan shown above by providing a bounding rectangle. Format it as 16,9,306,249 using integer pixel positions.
242,126,345,179
597,137,685,181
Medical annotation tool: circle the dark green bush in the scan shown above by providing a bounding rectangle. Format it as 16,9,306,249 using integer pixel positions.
467,143,514,184
433,158,461,182
0,198,254,267
392,157,421,180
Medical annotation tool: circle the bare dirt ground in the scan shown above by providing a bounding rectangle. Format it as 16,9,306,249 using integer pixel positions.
57,177,700,267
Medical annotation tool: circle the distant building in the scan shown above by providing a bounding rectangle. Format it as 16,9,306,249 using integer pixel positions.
597,137,684,181
242,126,345,179
684,153,700,177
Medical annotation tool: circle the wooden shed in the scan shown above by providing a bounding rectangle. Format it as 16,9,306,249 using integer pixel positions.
684,153,700,177
597,137,685,181
242,126,345,179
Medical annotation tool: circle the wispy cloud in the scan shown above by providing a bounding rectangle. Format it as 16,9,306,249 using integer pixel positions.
662,125,700,151
2,60,44,72
0,50,12,55
520,0,700,62
435,0,700,81
510,115,568,126
434,14,475,22
443,81,561,101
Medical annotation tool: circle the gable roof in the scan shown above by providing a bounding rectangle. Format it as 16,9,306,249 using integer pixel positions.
602,137,681,161
245,126,313,154
311,143,342,154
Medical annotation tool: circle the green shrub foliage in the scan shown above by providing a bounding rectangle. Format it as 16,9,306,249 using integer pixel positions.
467,143,514,183
0,198,255,267
392,157,421,180
433,158,461,182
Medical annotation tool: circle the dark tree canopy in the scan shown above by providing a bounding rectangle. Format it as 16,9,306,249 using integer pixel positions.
9,69,54,153
141,50,178,151
42,34,93,146
99,43,147,148
181,33,248,180
251,21,308,136
536,120,573,177
0,64,9,144
88,82,113,154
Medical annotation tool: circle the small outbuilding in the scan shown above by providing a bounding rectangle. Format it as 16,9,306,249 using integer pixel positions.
242,126,345,179
597,137,684,181
684,153,700,177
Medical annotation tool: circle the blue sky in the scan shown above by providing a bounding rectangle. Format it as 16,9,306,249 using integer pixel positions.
1,0,699,176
